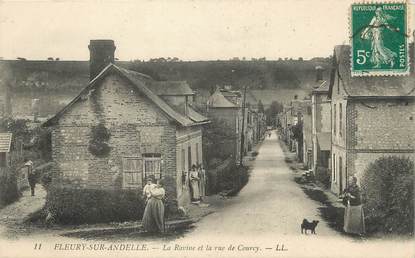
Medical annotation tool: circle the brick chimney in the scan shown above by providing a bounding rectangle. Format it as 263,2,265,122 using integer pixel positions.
315,65,324,82
88,39,116,81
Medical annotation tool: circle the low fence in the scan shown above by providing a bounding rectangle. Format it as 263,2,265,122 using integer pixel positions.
206,157,234,195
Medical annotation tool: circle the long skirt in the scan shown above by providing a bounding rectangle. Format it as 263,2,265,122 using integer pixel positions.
344,204,365,234
142,198,164,233
199,175,205,197
190,180,200,200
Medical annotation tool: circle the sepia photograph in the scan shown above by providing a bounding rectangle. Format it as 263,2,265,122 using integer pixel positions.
0,0,414,257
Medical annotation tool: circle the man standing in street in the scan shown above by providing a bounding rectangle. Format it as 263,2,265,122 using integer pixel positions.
23,159,36,196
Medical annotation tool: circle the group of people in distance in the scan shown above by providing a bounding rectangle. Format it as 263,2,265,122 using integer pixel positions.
189,164,206,203
141,164,206,234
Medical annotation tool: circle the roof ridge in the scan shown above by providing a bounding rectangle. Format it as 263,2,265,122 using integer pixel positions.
43,63,204,127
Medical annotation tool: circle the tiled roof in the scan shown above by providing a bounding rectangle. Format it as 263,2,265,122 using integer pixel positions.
330,45,415,98
43,64,208,127
148,81,194,96
0,133,12,153
207,88,238,108
187,106,209,123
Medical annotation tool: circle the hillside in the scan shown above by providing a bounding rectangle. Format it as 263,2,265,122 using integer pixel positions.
1,58,331,93
0,58,331,118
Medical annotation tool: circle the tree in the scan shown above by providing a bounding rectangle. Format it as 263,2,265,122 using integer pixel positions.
202,118,234,167
361,156,414,234
265,100,283,126
257,100,265,113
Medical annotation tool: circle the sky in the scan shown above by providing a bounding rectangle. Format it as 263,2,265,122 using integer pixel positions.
0,0,414,61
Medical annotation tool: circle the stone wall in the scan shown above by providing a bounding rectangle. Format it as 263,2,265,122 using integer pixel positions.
51,74,176,190
350,100,415,150
345,100,415,180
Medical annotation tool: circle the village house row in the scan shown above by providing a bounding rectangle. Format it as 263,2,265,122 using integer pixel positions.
0,40,267,215
278,44,415,195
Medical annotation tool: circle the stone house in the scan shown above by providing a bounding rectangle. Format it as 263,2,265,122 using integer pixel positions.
278,105,294,148
289,99,310,159
301,100,312,167
206,88,242,164
43,40,210,219
329,45,415,195
220,87,250,156
0,133,12,170
245,91,264,149
311,80,331,182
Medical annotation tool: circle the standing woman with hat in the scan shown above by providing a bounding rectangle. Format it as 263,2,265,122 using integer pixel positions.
142,179,165,233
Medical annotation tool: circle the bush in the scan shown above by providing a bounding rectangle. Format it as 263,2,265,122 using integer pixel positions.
361,156,414,235
218,165,249,194
34,162,54,189
315,166,331,189
46,186,145,224
0,168,21,206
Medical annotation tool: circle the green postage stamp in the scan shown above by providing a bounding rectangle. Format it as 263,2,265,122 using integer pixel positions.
350,2,409,76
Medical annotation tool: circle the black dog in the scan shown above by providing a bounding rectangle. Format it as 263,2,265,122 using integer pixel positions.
301,219,319,234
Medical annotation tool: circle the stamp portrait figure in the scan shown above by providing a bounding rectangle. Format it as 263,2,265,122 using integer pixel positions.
360,7,397,68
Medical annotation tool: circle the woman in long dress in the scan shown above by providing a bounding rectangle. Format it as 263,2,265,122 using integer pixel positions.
361,7,397,68
342,176,365,235
190,165,201,202
142,179,165,233
198,165,206,197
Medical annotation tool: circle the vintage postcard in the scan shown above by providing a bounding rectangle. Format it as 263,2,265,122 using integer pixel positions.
0,1,414,258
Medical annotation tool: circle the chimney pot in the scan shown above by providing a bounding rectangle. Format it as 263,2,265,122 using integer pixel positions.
88,39,116,81
315,65,324,82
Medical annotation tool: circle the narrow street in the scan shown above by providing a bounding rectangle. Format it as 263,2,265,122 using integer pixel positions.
185,132,336,237
174,132,414,258
0,132,413,258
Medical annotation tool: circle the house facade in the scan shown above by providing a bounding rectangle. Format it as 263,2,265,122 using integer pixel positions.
43,40,209,220
301,100,312,167
311,81,331,181
206,88,242,164
329,45,415,195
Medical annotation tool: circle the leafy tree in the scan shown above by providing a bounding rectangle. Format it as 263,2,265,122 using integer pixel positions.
291,120,303,141
257,100,265,113
265,100,283,126
203,117,234,167
361,156,414,234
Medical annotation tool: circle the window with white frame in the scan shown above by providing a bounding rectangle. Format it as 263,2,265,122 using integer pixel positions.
143,153,162,180
122,157,143,189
